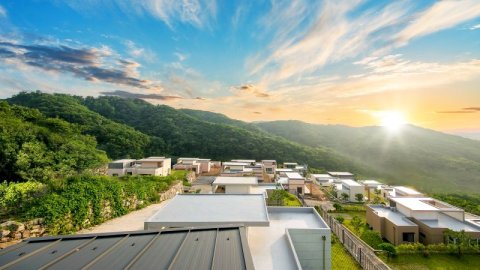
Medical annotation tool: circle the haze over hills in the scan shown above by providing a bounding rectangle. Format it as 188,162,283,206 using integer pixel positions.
5,92,480,194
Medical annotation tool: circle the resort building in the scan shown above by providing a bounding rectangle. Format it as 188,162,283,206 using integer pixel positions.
212,176,258,194
310,174,335,186
367,197,480,245
327,171,355,179
107,157,171,177
336,179,364,202
359,180,383,200
262,160,277,175
172,157,212,174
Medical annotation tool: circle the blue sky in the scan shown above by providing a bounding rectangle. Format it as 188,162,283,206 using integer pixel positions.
0,0,479,132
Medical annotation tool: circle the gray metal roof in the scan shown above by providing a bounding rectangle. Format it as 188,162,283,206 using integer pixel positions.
0,226,254,270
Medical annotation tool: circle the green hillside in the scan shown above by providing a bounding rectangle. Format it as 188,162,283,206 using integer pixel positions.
6,92,362,174
255,121,480,194
0,101,107,183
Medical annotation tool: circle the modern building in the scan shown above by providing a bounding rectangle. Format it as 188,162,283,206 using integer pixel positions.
359,180,383,200
327,171,355,179
173,157,212,174
285,172,307,195
107,157,171,177
222,161,249,173
367,197,480,245
231,159,257,166
283,162,298,169
276,168,294,178
310,174,335,186
393,186,424,197
212,176,258,194
336,179,364,202
145,194,332,270
262,160,277,175
106,159,136,177
0,225,255,270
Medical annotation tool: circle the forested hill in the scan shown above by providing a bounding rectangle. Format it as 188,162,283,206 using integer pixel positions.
254,121,480,194
6,92,364,175
0,101,107,183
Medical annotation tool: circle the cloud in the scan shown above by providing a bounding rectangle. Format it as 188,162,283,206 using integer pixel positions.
235,84,270,98
396,1,480,45
101,90,183,100
0,41,161,90
0,4,6,17
124,40,156,61
249,0,411,85
64,0,217,29
437,107,480,114
471,24,480,30
174,52,188,62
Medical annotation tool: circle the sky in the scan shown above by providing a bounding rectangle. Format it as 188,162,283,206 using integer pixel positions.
0,0,479,133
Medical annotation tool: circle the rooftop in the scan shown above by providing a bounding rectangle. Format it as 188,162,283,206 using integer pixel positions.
223,162,249,166
0,226,254,270
341,179,362,187
145,194,269,229
213,177,258,185
285,172,304,179
231,159,256,163
311,174,332,178
110,159,136,163
138,157,169,162
391,197,440,211
394,186,423,196
249,207,330,270
361,180,382,186
283,162,298,165
276,168,294,172
369,205,418,226
418,213,480,232
328,171,354,176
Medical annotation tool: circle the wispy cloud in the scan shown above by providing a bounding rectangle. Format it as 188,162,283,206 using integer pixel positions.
234,84,270,98
100,90,183,100
0,4,6,18
64,0,217,29
124,40,155,61
471,23,480,30
396,1,480,45
0,41,161,90
437,107,480,114
249,0,411,85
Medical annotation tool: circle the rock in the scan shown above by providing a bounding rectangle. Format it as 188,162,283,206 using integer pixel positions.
0,230,11,238
0,221,24,232
22,230,30,238
13,233,22,240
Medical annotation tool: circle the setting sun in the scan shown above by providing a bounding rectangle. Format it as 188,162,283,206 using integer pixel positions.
377,111,407,130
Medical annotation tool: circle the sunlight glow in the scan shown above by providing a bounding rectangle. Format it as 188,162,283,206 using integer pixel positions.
377,111,407,131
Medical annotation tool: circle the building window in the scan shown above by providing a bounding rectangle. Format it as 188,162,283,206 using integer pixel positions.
403,232,415,242
297,187,303,194
112,174,118,177
127,172,132,175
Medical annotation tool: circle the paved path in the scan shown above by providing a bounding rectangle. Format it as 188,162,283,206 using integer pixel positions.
77,200,170,234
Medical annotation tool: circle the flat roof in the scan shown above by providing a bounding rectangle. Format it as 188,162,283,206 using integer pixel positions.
341,179,362,187
311,174,332,178
232,159,256,163
390,197,438,211
328,171,354,176
178,157,199,160
276,168,293,172
110,159,136,163
145,194,269,229
261,160,276,162
361,180,382,185
394,186,423,195
138,157,169,162
418,213,480,232
285,172,304,179
213,177,258,185
0,226,254,270
249,207,329,270
369,205,418,226
283,162,298,165
223,162,249,166
277,177,288,185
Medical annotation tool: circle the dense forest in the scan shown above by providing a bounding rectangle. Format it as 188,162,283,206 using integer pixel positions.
0,101,107,183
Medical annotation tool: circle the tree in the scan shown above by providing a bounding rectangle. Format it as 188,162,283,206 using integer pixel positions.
335,216,345,224
341,192,349,201
333,202,343,211
355,193,364,202
269,189,288,206
379,243,397,258
351,216,363,233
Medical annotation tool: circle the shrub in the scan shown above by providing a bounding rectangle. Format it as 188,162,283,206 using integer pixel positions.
350,216,363,232
335,216,345,224
0,181,47,216
379,243,397,257
360,230,383,249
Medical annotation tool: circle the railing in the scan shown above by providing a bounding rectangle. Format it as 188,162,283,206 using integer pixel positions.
318,208,392,270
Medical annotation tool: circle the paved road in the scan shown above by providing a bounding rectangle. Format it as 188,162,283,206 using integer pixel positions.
77,200,170,234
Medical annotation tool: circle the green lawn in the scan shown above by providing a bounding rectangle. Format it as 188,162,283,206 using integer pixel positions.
381,254,480,270
332,235,362,270
284,193,302,206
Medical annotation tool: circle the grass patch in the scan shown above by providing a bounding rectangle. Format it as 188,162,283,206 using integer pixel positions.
381,253,480,270
332,235,362,270
284,193,302,206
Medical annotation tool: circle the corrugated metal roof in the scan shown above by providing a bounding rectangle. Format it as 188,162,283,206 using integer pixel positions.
0,226,254,270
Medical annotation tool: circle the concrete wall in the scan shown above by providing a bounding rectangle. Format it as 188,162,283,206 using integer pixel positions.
287,228,331,270
383,219,418,245
107,168,126,177
366,207,384,235
225,185,252,194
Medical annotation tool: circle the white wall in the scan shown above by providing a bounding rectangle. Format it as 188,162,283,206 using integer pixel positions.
225,185,252,194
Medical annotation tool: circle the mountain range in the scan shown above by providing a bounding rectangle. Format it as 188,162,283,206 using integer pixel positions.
5,91,480,194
